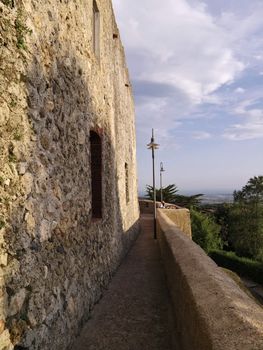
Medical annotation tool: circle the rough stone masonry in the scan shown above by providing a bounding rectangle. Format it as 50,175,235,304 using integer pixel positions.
0,0,140,349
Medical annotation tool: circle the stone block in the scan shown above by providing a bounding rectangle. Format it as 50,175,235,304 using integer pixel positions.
0,329,13,350
25,212,36,234
3,179,10,187
0,254,8,267
78,130,86,145
43,266,48,279
17,162,27,175
9,288,26,316
0,102,9,126
40,219,51,242
40,130,51,150
21,172,34,195
0,319,5,335
67,296,75,316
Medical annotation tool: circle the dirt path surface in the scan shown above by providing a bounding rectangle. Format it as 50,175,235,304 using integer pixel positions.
71,214,176,350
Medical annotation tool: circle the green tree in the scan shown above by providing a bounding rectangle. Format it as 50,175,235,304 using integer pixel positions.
145,184,178,202
229,176,263,262
190,208,223,253
243,176,263,201
234,176,263,203
145,184,203,208
233,190,246,202
173,193,203,209
213,203,232,250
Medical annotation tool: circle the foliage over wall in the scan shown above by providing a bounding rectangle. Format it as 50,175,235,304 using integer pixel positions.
228,176,263,262
190,208,223,253
209,250,263,285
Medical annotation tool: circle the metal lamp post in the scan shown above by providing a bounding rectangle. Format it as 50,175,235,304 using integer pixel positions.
147,129,159,240
160,162,165,203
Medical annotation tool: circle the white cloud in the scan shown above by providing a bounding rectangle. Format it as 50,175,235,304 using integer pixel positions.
193,131,212,140
135,96,183,149
217,5,263,75
112,0,248,149
235,87,246,94
112,0,263,148
223,121,263,141
234,99,263,118
113,0,244,105
112,0,263,192
233,99,253,114
223,99,263,140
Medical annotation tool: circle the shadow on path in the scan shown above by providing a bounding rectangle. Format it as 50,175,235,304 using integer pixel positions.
71,214,177,350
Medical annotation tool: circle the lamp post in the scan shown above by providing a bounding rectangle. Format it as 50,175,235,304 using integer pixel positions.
160,162,165,203
147,129,159,240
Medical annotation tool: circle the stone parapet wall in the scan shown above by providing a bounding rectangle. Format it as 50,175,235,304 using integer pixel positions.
157,210,263,350
161,208,192,238
139,199,180,214
0,1,139,349
139,200,191,237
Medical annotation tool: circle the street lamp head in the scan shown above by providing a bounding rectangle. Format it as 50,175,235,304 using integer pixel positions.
147,141,159,150
160,162,165,172
147,129,159,150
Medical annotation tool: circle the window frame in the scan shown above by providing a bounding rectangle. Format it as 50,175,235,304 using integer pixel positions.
90,130,103,219
125,162,129,204
93,0,100,59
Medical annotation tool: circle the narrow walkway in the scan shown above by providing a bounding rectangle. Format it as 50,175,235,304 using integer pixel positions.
71,214,176,350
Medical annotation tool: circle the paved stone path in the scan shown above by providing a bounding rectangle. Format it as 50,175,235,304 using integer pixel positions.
71,214,176,350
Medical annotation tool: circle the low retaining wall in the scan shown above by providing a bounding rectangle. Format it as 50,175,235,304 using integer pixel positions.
157,210,263,350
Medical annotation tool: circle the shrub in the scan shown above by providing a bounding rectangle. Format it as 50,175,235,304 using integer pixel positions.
15,9,32,50
228,202,263,262
209,250,263,285
190,208,223,253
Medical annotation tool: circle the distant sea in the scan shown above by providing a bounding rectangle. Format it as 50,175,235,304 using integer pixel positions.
138,190,234,204
200,193,233,204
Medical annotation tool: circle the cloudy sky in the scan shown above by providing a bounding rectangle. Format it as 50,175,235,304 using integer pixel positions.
112,0,263,194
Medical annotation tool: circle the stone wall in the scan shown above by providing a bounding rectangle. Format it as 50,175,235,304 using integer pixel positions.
157,210,263,350
0,1,139,349
139,199,179,214
139,200,191,237
161,208,192,238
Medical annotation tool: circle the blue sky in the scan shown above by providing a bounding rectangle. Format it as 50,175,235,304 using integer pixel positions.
112,0,263,194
